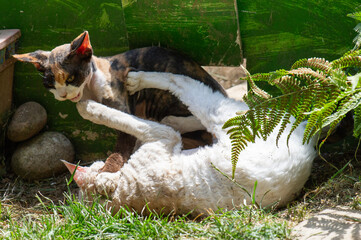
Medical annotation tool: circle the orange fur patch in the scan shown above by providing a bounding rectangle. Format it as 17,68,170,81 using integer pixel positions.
51,63,68,85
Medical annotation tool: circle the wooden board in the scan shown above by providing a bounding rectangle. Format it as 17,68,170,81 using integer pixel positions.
123,0,242,66
238,0,358,73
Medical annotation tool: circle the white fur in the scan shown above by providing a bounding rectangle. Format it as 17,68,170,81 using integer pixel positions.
50,71,92,102
85,67,113,102
75,71,317,216
160,115,206,133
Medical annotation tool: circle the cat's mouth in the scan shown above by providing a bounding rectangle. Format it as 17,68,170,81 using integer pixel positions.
70,92,81,102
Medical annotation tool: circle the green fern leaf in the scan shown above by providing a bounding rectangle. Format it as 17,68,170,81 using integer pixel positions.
342,49,361,57
291,58,331,73
289,68,327,81
353,105,361,138
225,43,361,179
250,69,289,82
323,90,361,127
318,118,343,150
286,87,316,144
331,55,361,69
247,75,272,99
302,86,330,143
348,12,361,21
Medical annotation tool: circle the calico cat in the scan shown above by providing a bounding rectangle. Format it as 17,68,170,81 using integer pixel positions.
13,31,226,172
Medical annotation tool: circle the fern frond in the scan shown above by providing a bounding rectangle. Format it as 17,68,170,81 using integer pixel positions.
275,95,295,145
323,90,361,127
246,74,272,99
302,83,336,143
318,118,343,150
331,55,361,69
225,110,261,179
271,75,301,94
342,49,361,57
223,115,244,129
353,105,361,138
249,69,289,82
289,68,327,81
291,57,331,73
348,12,361,21
329,69,348,89
225,41,361,178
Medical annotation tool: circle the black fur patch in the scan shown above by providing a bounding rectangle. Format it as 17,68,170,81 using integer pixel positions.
43,70,55,89
109,46,226,120
110,59,124,71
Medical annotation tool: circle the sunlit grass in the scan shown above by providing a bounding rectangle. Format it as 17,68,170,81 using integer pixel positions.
0,193,291,240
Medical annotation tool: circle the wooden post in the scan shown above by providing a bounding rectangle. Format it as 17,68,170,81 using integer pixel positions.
0,29,21,123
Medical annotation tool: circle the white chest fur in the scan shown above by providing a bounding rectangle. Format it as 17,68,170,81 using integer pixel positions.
86,67,113,102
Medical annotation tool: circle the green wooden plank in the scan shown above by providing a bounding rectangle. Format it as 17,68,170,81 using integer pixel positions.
1,0,129,55
238,0,358,73
122,0,243,66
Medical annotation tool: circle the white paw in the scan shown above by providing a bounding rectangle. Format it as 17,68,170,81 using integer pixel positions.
76,100,90,116
126,71,145,95
95,172,118,196
76,100,100,120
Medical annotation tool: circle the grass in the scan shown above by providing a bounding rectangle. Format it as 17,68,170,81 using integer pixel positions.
0,193,291,239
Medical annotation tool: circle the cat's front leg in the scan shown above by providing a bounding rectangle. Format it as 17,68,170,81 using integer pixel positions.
76,100,182,147
76,99,108,124
126,71,171,95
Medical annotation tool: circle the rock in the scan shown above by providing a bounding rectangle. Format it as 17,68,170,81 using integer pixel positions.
11,131,75,180
7,101,47,142
292,207,361,239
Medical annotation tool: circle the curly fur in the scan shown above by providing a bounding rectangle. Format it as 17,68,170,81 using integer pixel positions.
72,71,317,216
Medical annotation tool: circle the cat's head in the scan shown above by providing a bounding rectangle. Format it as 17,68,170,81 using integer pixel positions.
13,31,93,102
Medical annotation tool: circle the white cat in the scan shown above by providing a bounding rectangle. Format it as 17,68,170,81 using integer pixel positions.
64,71,317,216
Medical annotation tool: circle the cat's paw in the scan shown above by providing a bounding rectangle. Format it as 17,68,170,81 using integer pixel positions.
76,100,90,114
76,100,98,120
126,71,145,95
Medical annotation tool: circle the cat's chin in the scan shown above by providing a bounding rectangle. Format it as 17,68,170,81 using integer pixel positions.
69,92,82,102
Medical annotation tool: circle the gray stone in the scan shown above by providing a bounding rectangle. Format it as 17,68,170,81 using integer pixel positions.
7,101,47,142
292,207,361,239
11,131,75,180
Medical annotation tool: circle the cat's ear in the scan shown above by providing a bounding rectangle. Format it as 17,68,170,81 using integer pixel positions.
13,50,50,72
70,31,93,60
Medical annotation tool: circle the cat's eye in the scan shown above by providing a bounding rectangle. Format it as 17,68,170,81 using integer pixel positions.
67,75,75,83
